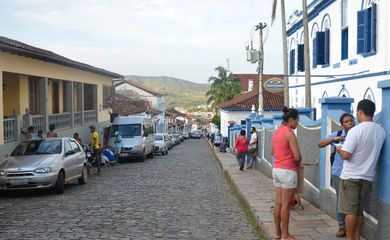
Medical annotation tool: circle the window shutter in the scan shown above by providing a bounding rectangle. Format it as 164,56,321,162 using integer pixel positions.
316,31,325,65
324,29,330,64
357,10,366,54
312,37,317,68
341,28,348,60
289,49,295,75
371,3,377,52
297,44,304,71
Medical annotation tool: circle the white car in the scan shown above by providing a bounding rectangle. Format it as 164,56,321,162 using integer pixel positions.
154,134,168,155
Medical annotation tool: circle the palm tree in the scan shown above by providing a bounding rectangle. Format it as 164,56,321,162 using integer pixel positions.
302,0,311,108
271,0,289,107
206,66,242,113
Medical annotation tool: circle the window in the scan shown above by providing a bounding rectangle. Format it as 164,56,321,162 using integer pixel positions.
29,77,40,114
313,29,330,66
64,140,72,154
357,3,376,55
84,84,94,110
103,85,112,108
289,49,295,74
297,44,304,71
52,80,59,114
70,140,80,152
341,28,349,60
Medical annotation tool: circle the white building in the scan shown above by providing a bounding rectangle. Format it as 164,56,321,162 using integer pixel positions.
287,0,388,116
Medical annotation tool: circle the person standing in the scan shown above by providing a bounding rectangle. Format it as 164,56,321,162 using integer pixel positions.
47,124,58,138
318,113,355,238
246,127,258,169
114,131,123,162
214,132,222,150
272,107,301,240
234,129,248,171
89,125,101,174
73,132,82,144
338,99,385,240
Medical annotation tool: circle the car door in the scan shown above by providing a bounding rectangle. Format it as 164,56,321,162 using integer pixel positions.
69,140,85,177
63,140,76,179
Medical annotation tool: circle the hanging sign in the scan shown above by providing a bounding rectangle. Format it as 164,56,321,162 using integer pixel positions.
264,78,285,93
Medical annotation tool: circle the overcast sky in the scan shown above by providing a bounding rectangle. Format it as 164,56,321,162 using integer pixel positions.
0,0,302,83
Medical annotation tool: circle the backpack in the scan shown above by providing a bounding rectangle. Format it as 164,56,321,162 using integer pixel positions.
330,130,343,166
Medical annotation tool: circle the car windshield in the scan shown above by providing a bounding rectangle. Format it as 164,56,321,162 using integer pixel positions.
155,135,163,141
11,140,62,156
111,124,141,138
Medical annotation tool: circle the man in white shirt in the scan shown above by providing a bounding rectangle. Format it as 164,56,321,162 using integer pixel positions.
338,99,386,240
246,127,258,169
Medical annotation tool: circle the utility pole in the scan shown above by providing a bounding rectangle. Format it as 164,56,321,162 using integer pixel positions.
256,22,267,115
302,0,312,107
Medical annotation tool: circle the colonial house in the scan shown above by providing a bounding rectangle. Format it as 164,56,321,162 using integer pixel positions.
165,109,188,133
114,79,166,133
0,36,122,157
287,0,389,116
218,74,284,137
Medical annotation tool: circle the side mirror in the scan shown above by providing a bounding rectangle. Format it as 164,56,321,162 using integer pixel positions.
65,150,75,157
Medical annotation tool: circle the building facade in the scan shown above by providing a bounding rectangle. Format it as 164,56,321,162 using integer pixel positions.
0,36,121,157
287,0,389,116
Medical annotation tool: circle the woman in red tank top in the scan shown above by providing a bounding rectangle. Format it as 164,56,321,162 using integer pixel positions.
234,129,248,171
271,107,301,240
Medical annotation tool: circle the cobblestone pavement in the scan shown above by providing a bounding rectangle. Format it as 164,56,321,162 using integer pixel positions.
0,139,259,240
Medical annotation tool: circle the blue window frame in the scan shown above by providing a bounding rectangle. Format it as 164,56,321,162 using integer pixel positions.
289,49,295,74
313,29,330,66
341,28,348,60
297,44,304,72
312,38,317,68
357,3,376,55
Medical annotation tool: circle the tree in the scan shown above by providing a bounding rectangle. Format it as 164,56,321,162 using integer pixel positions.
212,115,221,129
206,66,242,112
271,0,289,107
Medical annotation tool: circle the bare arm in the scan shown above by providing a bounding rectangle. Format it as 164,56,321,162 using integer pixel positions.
337,147,352,160
318,136,343,148
286,131,302,163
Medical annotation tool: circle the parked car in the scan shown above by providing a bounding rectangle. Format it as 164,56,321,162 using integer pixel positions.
154,134,169,155
108,115,155,161
166,134,174,149
183,132,190,139
0,138,88,194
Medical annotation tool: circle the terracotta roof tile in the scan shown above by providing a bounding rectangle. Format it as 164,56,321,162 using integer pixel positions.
113,93,150,115
218,74,285,111
0,36,122,78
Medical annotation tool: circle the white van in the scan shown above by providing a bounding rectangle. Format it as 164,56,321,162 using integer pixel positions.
108,115,155,161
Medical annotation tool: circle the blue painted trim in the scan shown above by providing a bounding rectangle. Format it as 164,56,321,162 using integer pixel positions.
362,51,376,58
290,71,390,88
333,63,340,68
322,64,330,68
287,0,337,37
349,59,358,65
378,80,390,89
363,87,376,103
311,22,319,38
321,13,332,30
222,108,251,111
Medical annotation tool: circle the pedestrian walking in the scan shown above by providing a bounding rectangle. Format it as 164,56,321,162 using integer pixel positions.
47,124,58,138
246,127,258,169
318,112,355,238
271,106,301,240
234,129,248,171
337,99,385,240
89,125,101,174
214,132,222,150
114,131,123,162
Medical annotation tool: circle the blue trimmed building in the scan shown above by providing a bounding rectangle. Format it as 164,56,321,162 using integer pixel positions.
287,0,388,117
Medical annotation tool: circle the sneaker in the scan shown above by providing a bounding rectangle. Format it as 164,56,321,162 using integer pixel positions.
336,227,346,238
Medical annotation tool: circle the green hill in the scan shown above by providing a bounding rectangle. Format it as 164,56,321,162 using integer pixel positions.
125,75,210,109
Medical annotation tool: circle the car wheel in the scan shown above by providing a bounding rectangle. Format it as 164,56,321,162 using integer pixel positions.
54,171,65,194
78,165,88,185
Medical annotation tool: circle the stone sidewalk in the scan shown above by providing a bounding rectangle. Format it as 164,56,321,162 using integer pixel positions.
213,149,346,240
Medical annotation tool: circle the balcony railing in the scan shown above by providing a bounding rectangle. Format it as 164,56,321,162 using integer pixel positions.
84,110,97,124
32,115,44,132
74,112,82,126
49,112,71,130
3,118,17,142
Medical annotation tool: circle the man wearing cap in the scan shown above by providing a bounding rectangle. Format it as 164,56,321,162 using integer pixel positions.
114,131,123,162
89,125,101,173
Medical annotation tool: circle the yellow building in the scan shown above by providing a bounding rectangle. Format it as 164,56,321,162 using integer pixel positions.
0,36,122,156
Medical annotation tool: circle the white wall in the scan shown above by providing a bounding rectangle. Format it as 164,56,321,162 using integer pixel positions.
287,0,390,117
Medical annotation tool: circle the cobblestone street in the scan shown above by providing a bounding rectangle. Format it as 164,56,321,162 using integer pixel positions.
0,139,258,240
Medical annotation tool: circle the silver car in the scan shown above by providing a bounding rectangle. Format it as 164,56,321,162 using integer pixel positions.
0,138,88,194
